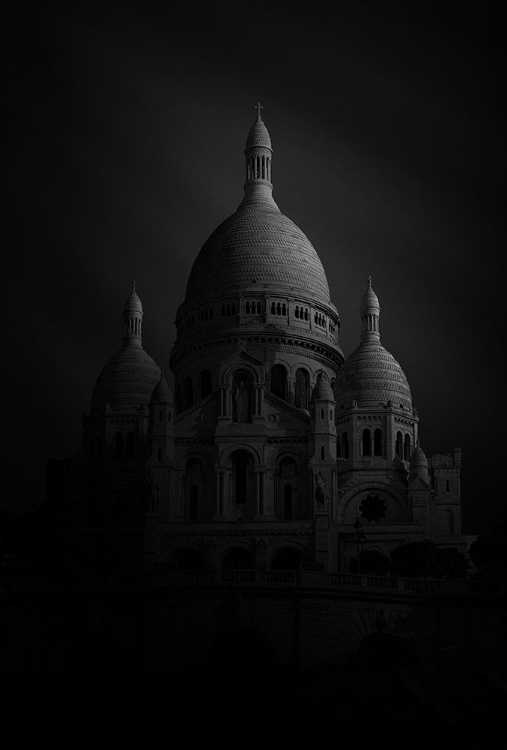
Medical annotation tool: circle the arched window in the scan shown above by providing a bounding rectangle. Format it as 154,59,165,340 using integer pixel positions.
270,364,287,400
126,431,135,460
270,302,276,314
295,306,300,319
404,434,411,460
295,368,309,409
362,428,371,457
342,432,349,459
190,485,199,522
200,369,212,399
320,446,325,460
443,509,454,535
231,450,254,504
284,484,293,520
374,428,382,456
278,457,298,520
395,431,403,459
114,432,123,460
184,376,193,409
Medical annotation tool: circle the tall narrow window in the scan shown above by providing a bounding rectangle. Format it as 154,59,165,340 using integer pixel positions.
295,368,309,409
184,376,193,409
396,431,403,459
200,369,212,399
232,450,253,504
190,485,198,522
342,432,349,459
404,434,411,460
284,484,293,520
270,364,287,400
114,432,123,460
362,429,371,457
126,431,135,460
443,509,454,535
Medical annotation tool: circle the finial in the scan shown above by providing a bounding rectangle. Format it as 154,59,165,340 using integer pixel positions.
367,275,372,289
254,101,263,119
132,279,136,292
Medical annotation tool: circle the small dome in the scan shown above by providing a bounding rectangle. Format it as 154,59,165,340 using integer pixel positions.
335,342,412,411
150,373,173,404
246,115,272,151
90,345,161,414
410,443,428,470
311,372,335,402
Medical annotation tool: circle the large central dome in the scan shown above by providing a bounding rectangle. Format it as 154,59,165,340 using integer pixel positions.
182,109,332,308
184,201,331,304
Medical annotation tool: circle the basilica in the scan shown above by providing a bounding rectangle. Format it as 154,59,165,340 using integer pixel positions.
69,109,464,577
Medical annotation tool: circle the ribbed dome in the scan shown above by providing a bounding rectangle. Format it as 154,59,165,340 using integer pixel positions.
335,342,412,411
184,202,331,304
90,345,161,414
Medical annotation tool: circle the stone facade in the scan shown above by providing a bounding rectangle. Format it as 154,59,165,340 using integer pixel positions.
71,111,464,578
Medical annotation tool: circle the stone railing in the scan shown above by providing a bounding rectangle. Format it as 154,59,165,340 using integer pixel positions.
148,569,506,596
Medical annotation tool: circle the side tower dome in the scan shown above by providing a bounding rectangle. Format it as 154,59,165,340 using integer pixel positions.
89,283,161,415
335,277,412,411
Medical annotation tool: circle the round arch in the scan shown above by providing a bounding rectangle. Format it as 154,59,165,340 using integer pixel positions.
340,486,407,524
219,443,261,467
222,362,260,387
174,448,210,472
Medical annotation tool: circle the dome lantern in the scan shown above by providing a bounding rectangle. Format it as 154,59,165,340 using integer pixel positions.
242,103,278,207
360,275,380,343
123,280,143,346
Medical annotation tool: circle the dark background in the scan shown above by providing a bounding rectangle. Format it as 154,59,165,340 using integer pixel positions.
6,4,504,533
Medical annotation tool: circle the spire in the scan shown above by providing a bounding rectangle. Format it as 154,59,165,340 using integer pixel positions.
241,103,278,207
123,281,144,346
360,275,381,343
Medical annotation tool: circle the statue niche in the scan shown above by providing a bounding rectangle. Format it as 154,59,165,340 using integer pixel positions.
232,370,253,423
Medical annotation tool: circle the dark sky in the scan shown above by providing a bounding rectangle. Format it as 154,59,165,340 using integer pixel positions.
6,4,504,533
